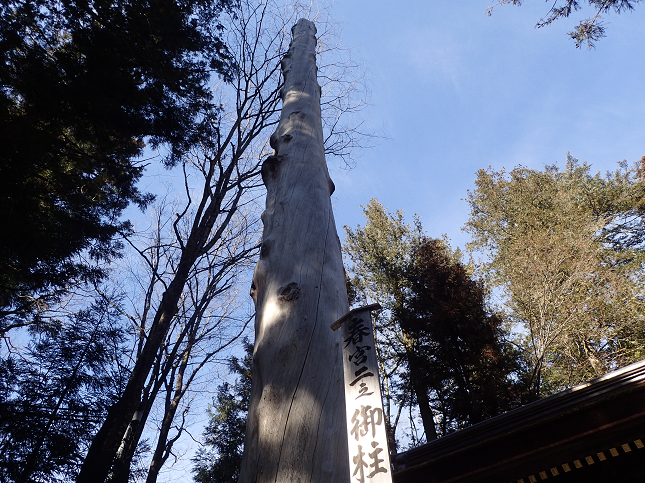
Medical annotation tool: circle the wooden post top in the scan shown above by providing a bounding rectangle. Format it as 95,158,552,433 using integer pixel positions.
330,303,382,331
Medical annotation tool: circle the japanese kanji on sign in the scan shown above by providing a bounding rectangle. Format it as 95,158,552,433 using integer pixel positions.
332,304,393,483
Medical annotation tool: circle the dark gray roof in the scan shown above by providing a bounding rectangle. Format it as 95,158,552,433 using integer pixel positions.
393,359,645,483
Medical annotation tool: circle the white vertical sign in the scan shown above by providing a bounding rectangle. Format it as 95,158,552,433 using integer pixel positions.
331,304,393,483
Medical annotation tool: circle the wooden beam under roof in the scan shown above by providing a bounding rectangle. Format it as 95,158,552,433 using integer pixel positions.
393,359,645,483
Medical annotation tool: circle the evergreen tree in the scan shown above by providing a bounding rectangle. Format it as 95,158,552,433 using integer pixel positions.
344,200,521,446
192,341,252,483
0,299,127,482
0,0,236,323
486,0,644,48
465,155,645,396
398,238,524,434
344,200,423,448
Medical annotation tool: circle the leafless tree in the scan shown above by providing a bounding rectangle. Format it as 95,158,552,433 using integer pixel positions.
102,195,255,483
77,1,369,481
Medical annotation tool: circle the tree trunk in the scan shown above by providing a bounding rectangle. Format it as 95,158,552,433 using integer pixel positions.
407,354,438,440
108,350,170,483
145,335,193,483
77,251,196,483
238,19,349,483
108,409,146,483
401,330,438,441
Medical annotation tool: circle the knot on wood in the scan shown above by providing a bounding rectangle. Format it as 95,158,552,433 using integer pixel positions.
269,131,279,151
328,177,335,195
259,240,271,259
261,155,282,185
277,282,300,302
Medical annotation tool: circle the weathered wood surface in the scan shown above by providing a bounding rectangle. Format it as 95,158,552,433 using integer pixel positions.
238,19,350,483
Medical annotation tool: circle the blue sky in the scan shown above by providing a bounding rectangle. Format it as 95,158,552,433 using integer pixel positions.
143,3,645,478
327,0,645,250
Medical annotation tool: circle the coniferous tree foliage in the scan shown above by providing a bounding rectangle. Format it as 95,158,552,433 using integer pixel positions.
398,239,524,434
344,200,423,448
0,0,236,323
486,0,643,48
598,155,645,262
344,200,521,446
192,341,252,483
465,155,645,396
0,299,127,482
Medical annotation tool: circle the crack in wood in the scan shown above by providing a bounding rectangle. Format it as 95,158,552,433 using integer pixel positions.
273,210,332,482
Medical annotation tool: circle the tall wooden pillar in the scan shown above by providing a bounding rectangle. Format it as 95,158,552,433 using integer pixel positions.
238,19,350,483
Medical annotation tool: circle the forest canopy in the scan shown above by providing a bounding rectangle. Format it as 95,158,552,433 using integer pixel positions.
465,155,645,395
0,0,236,323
